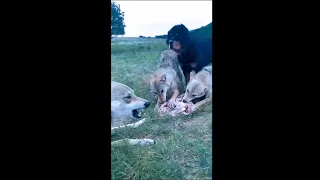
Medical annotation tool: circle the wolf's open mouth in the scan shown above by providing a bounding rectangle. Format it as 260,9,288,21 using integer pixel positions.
132,109,144,118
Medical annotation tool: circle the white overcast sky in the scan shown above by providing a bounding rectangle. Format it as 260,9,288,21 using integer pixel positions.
113,1,212,37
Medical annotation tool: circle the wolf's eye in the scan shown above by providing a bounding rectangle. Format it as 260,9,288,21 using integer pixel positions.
124,95,132,99
187,89,189,93
154,92,157,95
192,94,196,97
161,90,164,94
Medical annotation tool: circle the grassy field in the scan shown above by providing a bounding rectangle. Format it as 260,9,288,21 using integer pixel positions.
111,37,212,180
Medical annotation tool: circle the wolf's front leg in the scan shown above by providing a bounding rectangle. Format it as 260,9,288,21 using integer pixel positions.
171,88,180,100
155,97,161,110
192,97,211,112
167,88,180,109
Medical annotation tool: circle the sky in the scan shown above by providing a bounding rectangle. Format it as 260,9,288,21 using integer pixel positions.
113,1,212,37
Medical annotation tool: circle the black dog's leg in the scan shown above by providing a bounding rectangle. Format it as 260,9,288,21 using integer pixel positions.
181,66,191,83
184,71,190,84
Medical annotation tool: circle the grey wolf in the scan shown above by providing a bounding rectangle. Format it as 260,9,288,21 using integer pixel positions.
158,49,186,86
111,81,154,146
150,50,184,109
182,65,212,111
166,24,213,84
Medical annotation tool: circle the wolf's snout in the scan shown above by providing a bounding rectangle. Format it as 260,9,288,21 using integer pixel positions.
144,101,150,108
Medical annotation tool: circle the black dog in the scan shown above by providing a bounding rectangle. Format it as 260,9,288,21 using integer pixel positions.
166,24,213,83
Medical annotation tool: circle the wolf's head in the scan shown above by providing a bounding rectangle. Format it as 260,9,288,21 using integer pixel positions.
150,74,170,104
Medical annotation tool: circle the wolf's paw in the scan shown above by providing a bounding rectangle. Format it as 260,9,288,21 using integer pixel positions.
167,99,176,109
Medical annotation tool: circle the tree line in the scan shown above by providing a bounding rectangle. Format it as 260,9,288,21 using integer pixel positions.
111,1,125,38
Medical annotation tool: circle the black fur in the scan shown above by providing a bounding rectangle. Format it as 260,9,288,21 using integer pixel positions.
166,24,213,83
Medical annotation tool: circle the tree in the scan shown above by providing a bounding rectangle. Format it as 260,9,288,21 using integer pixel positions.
111,1,125,38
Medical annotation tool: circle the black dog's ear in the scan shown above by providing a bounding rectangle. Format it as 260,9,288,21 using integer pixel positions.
178,24,191,47
181,24,189,31
179,38,190,50
179,33,191,48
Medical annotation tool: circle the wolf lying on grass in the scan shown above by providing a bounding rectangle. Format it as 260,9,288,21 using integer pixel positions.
111,81,155,146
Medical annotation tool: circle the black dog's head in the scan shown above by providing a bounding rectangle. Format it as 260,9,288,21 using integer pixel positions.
166,24,191,52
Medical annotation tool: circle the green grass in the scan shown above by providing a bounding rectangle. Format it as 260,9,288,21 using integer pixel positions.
111,38,212,180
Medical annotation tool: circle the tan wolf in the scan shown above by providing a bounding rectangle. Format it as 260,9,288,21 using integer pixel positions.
150,50,185,109
182,65,212,111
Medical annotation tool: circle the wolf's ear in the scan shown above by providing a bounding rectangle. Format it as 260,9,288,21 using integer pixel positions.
160,74,166,82
190,71,196,81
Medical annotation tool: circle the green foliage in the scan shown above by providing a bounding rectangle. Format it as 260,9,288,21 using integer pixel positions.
111,1,126,37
